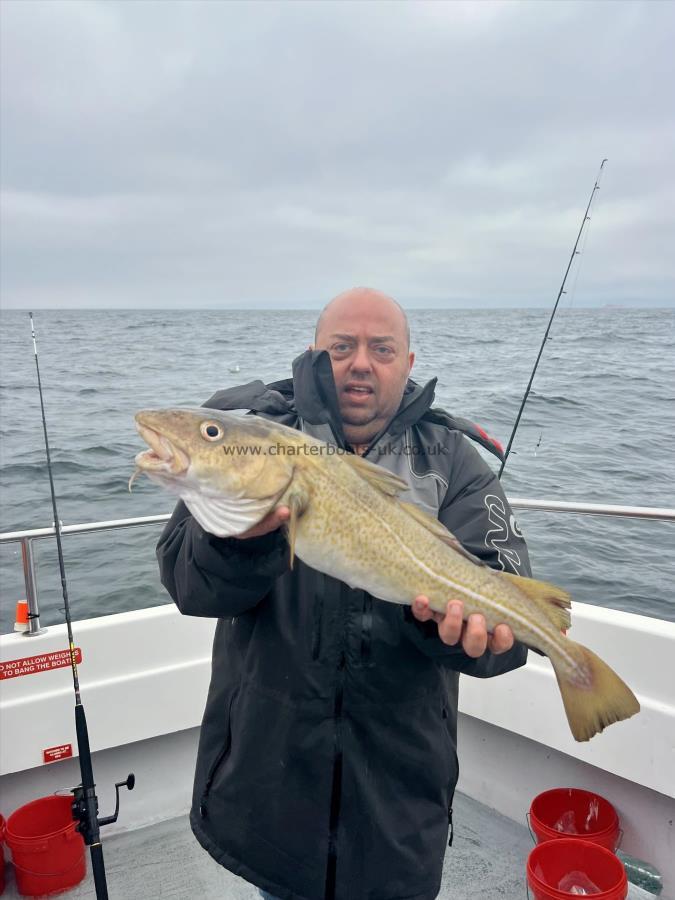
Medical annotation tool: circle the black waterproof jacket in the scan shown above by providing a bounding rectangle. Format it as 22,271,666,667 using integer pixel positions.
156,350,531,900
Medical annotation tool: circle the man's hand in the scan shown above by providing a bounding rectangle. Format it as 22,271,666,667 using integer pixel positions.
234,506,290,540
412,596,514,657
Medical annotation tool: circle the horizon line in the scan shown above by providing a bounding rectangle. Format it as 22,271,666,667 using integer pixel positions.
2,303,672,313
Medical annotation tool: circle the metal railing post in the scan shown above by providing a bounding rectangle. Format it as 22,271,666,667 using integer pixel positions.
20,537,45,636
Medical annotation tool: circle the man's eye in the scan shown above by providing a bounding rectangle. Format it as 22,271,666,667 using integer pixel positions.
332,344,351,353
375,346,394,356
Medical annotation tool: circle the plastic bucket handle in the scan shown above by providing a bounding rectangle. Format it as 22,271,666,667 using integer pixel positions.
12,839,50,854
7,822,82,853
11,854,84,879
526,811,535,844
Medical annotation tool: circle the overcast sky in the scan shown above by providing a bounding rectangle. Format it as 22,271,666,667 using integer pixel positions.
1,0,674,309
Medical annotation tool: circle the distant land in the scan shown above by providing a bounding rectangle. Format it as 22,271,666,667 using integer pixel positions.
1,299,673,312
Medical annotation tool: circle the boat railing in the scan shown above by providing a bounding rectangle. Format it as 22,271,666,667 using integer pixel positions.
2,500,674,636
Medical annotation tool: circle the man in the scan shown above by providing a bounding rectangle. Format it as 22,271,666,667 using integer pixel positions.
157,288,531,900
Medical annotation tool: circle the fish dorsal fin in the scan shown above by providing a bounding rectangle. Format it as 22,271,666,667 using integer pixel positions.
343,454,408,497
500,572,572,632
398,500,487,567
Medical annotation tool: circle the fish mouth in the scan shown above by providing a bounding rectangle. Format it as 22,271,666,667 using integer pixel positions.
132,422,190,478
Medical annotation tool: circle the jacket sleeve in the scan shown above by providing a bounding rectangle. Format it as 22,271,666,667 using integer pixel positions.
402,432,530,677
156,500,289,618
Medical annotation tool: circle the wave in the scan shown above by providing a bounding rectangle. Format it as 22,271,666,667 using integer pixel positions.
528,391,585,408
0,459,99,478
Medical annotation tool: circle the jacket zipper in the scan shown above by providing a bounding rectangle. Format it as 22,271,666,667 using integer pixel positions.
324,646,346,900
359,592,373,667
442,705,457,847
311,574,326,661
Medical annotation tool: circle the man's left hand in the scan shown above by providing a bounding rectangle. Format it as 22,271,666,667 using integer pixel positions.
412,596,514,657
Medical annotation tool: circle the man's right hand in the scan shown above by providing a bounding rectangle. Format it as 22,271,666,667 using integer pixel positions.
234,506,290,540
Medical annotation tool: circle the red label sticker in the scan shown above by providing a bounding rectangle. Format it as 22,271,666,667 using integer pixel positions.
43,744,73,764
0,648,82,680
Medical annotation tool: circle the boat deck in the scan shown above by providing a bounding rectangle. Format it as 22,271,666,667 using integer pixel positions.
0,790,656,900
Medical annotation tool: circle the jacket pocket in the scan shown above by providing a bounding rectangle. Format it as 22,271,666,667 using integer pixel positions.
199,689,238,817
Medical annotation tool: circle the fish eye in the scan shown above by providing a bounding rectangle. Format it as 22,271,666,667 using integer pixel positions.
200,422,223,441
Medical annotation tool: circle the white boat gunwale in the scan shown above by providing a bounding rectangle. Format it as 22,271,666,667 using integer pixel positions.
1,500,674,895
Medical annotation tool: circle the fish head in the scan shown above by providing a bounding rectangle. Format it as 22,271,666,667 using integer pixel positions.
133,408,296,536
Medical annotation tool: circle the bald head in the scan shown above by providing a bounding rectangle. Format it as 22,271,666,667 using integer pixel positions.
313,287,415,452
315,287,410,349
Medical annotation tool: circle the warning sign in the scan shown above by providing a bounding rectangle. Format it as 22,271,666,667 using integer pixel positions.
43,744,73,764
0,648,82,680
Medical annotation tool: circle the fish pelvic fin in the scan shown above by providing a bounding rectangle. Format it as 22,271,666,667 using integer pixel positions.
501,572,572,632
283,487,309,569
552,640,640,741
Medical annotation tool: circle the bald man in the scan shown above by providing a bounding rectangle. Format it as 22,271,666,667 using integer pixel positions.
157,288,531,900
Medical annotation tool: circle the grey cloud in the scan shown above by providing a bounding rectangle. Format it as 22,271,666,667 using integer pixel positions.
1,0,673,308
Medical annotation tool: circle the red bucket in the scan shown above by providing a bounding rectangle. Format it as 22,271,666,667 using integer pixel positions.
5,796,86,897
527,838,627,899
529,788,620,851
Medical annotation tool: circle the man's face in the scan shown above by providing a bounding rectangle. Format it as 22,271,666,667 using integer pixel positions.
314,294,414,448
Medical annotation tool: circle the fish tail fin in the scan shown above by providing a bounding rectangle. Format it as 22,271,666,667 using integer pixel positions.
501,572,572,632
552,640,640,742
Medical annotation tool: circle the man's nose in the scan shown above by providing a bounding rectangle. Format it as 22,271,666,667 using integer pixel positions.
350,344,372,373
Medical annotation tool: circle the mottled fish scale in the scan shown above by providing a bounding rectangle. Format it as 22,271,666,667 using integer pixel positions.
133,408,640,742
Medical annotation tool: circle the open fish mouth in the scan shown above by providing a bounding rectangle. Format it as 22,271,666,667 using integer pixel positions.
129,422,190,490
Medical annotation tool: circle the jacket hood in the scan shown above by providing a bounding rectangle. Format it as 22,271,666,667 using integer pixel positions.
286,349,437,443
204,348,504,461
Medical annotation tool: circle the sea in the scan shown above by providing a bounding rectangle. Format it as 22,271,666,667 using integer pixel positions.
0,307,673,633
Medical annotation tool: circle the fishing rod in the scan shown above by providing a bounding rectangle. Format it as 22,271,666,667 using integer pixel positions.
29,313,134,900
498,159,608,478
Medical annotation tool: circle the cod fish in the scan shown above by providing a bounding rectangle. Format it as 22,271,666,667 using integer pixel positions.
132,407,640,742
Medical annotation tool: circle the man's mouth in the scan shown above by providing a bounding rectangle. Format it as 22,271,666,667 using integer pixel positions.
343,383,374,398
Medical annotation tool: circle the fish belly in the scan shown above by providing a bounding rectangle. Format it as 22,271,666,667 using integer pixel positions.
294,526,411,603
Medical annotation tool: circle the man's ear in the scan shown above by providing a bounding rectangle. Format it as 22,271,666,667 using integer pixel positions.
408,351,415,373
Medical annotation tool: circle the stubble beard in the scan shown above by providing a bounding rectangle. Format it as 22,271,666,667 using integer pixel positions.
340,403,387,446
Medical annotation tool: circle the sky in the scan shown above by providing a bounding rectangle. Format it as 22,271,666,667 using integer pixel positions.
1,0,674,310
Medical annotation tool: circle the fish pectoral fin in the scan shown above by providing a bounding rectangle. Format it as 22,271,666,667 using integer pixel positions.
501,572,572,632
343,454,408,497
284,488,309,569
398,500,487,566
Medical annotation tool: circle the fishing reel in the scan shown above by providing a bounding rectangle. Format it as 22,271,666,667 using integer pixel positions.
71,772,135,843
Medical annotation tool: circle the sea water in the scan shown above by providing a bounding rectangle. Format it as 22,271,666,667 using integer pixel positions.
0,307,673,632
